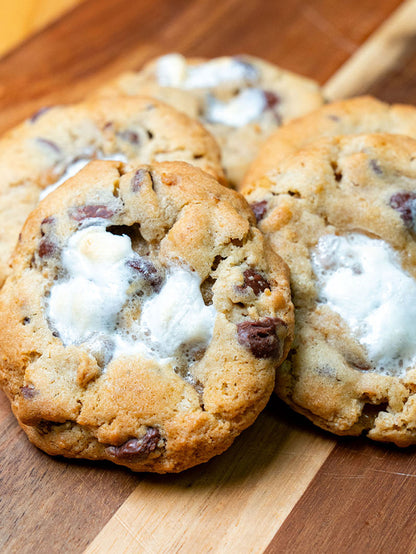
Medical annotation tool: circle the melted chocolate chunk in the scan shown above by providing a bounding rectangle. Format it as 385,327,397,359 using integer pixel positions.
389,191,416,227
36,137,61,154
237,317,285,358
20,384,37,399
41,216,55,226
107,428,161,459
236,269,270,295
70,205,115,222
263,90,281,110
132,168,152,192
118,130,140,144
250,200,268,223
30,106,52,123
128,257,162,290
370,159,382,175
38,238,56,258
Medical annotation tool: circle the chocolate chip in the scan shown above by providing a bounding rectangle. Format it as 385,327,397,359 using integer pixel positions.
250,200,268,223
36,420,53,435
23,316,31,325
389,191,416,227
36,137,61,154
41,216,55,237
38,238,56,258
237,269,270,295
70,205,115,221
237,317,285,358
30,106,52,123
131,168,152,192
370,159,382,175
147,130,154,140
118,130,140,144
128,257,162,290
263,90,281,110
41,216,55,226
20,384,37,399
107,428,161,459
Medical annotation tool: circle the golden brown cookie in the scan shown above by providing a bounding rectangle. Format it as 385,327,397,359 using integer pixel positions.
98,53,324,186
0,160,294,472
0,95,223,287
242,96,416,188
244,133,416,446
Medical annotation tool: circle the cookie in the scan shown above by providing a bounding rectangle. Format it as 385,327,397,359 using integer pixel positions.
243,96,416,188
244,133,416,446
98,53,324,186
0,160,294,472
0,95,224,287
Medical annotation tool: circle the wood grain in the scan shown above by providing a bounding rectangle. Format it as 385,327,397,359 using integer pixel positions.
0,0,415,552
0,0,402,135
324,0,416,99
85,402,334,554
0,0,83,56
0,410,139,554
266,439,416,553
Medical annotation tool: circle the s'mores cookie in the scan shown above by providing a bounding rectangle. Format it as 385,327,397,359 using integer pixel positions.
99,53,324,185
243,96,416,187
0,95,223,286
0,160,294,472
244,133,416,446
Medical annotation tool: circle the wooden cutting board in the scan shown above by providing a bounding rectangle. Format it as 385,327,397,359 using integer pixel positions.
1,1,416,552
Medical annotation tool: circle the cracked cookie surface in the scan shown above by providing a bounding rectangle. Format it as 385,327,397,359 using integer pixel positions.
0,160,293,472
243,96,416,188
244,133,416,446
0,95,224,287
98,53,324,186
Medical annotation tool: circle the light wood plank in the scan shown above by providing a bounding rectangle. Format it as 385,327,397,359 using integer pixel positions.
324,0,416,99
0,0,84,57
85,408,334,554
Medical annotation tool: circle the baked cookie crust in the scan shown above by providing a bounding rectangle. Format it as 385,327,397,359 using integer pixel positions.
245,133,416,446
98,53,324,186
0,160,294,472
0,95,224,286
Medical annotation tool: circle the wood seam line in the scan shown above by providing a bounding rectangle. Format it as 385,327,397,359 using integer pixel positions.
83,433,335,554
324,0,416,99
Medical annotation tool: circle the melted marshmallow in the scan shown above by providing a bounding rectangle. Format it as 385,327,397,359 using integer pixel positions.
311,233,416,374
139,268,216,357
48,226,216,363
39,153,128,200
48,226,134,344
156,53,258,89
206,89,266,127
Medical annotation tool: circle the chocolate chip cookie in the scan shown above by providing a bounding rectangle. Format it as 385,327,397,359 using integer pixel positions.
0,95,223,287
0,160,294,472
98,53,324,186
244,133,416,446
243,96,416,188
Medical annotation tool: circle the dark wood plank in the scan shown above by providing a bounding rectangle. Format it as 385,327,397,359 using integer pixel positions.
267,435,416,554
0,402,140,554
366,37,416,103
0,0,402,135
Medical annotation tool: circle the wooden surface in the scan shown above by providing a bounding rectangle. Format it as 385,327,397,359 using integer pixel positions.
1,0,416,552
0,0,83,57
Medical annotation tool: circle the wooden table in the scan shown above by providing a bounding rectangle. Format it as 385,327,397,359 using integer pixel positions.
1,1,416,552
